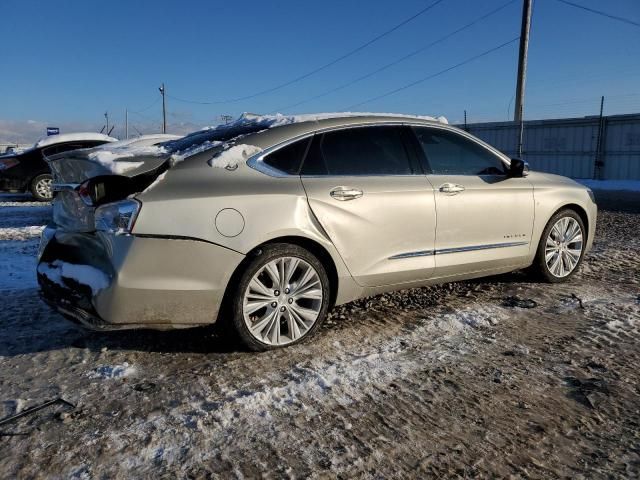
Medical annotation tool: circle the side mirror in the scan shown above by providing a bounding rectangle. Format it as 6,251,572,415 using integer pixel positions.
508,158,528,177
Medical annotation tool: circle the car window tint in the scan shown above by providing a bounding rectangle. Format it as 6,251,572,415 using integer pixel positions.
413,127,506,175
42,143,93,157
263,137,311,174
302,126,413,176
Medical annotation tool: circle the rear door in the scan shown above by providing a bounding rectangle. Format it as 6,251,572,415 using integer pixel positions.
300,125,436,287
411,126,534,277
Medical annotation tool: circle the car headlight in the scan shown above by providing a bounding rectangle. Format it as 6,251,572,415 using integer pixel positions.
94,199,141,234
586,189,596,204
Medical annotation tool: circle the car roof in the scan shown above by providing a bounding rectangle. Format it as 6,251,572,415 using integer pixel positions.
237,113,451,151
34,132,118,149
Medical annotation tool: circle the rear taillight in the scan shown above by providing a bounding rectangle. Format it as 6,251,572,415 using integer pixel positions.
94,199,141,235
78,180,94,206
0,158,19,170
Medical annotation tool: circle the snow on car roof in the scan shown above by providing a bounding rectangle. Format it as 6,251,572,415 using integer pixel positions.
165,111,448,160
102,134,181,149
34,132,118,149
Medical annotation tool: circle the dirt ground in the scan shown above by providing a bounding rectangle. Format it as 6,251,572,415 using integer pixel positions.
0,191,639,479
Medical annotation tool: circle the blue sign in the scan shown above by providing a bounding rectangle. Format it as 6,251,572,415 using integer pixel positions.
47,127,59,136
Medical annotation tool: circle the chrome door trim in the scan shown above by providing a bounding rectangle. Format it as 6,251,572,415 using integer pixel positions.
388,250,434,260
436,241,528,255
389,241,528,260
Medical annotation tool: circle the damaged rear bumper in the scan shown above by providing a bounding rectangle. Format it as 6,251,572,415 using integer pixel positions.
37,227,244,330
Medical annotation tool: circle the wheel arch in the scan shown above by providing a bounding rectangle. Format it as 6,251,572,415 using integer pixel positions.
552,203,589,241
530,202,591,260
216,235,340,325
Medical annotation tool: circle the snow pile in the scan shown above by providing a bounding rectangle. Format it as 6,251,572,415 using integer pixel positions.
0,225,45,241
170,140,224,166
0,239,39,290
433,305,504,331
208,144,262,169
88,145,168,175
35,132,117,149
209,304,504,428
37,260,110,294
88,363,136,379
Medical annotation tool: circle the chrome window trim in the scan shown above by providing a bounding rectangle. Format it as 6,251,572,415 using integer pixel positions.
389,241,528,260
247,121,511,178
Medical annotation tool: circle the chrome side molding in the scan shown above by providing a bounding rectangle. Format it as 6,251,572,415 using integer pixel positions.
389,250,434,260
390,241,528,260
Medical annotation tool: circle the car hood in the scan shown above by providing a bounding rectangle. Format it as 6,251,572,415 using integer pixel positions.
527,171,586,190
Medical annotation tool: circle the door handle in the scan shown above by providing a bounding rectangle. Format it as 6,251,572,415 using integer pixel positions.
439,183,465,194
330,186,363,201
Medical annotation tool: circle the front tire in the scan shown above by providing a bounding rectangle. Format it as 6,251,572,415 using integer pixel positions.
532,209,586,283
230,243,330,351
30,173,53,201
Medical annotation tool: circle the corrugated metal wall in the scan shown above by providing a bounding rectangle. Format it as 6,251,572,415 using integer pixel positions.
462,113,640,180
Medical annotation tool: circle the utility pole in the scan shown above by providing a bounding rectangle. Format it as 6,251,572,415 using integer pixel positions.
514,0,532,158
125,109,129,139
159,83,167,133
594,96,605,180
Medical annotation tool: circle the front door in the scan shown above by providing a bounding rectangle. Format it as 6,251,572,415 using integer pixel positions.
300,125,436,287
411,126,535,277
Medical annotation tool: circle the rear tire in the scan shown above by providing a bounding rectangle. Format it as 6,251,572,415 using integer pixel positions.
230,243,330,351
532,208,586,283
30,173,53,201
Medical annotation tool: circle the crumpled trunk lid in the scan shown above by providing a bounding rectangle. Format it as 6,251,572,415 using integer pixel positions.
47,146,170,232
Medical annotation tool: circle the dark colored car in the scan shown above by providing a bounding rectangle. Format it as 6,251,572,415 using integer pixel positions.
0,133,116,201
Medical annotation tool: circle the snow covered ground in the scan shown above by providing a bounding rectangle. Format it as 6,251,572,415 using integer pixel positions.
0,192,639,478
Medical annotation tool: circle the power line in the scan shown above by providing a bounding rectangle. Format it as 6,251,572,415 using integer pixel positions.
130,95,161,114
555,0,640,28
345,36,520,110
274,0,518,113
167,0,449,105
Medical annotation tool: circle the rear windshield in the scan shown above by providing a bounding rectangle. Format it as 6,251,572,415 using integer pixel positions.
161,119,274,154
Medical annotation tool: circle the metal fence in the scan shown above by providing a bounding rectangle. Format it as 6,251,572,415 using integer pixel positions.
462,113,640,180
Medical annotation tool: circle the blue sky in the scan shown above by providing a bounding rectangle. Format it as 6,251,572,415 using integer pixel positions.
1,0,639,141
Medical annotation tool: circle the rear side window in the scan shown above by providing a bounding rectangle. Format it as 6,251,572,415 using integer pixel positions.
263,137,311,174
301,126,413,176
413,127,506,175
42,142,101,158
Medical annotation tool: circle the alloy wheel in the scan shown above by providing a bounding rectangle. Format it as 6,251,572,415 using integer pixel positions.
544,217,583,278
36,177,53,200
242,256,323,346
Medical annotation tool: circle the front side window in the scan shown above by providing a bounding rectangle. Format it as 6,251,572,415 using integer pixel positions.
301,126,413,176
413,127,506,175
